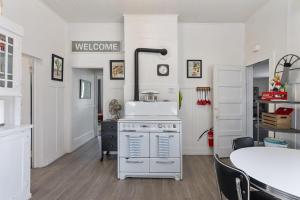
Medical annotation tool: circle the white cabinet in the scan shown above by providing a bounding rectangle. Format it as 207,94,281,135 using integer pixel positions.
0,17,23,97
0,126,32,200
0,17,30,200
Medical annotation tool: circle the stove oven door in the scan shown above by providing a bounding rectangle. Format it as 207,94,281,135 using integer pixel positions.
150,133,180,158
119,132,149,158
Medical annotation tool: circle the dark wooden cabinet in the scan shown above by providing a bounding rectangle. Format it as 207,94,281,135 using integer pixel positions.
100,120,117,161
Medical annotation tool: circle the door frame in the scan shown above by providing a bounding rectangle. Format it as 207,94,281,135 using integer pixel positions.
94,70,103,137
22,54,38,167
246,66,254,138
245,59,271,141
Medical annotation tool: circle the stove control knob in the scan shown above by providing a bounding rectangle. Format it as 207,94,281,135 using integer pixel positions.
173,124,176,128
158,124,162,128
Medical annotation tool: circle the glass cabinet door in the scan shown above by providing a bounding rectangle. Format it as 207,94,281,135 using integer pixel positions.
0,33,5,88
7,37,13,88
0,33,14,89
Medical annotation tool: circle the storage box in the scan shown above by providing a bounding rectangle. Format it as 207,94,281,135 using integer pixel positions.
262,112,291,129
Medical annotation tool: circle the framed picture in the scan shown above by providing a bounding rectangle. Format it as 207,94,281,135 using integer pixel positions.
79,79,91,99
187,60,202,78
51,54,64,81
110,60,125,80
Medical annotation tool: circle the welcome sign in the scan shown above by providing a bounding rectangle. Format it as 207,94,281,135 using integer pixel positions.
72,41,121,52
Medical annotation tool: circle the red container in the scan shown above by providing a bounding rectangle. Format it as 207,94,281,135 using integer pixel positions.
261,91,288,101
274,107,294,115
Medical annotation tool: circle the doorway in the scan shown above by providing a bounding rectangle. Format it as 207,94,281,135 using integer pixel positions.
21,54,35,165
246,59,269,142
96,69,103,130
71,68,103,150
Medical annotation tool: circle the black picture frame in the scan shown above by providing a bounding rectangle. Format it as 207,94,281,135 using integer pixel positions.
157,64,169,76
51,54,64,81
110,60,125,80
187,60,202,78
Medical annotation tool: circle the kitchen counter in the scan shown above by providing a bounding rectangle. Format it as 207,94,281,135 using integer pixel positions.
0,124,33,137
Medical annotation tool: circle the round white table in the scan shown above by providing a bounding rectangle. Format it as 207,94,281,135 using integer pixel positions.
230,147,300,200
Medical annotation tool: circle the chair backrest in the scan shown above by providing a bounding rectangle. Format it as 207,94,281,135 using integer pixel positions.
232,137,254,150
214,154,250,200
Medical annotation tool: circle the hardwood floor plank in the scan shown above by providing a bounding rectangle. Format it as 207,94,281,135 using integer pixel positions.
31,138,219,200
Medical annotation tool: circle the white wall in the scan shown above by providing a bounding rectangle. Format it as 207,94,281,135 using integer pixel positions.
124,15,179,102
253,60,269,78
3,0,68,167
66,23,124,151
253,78,269,96
21,55,33,125
72,69,96,150
245,0,288,66
178,23,245,154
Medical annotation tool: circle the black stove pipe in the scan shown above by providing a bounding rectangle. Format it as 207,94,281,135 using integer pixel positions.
134,48,168,101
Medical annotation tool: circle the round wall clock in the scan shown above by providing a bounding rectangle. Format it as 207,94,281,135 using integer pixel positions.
157,64,169,76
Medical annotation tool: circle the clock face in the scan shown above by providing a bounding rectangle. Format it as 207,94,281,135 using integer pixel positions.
157,64,169,76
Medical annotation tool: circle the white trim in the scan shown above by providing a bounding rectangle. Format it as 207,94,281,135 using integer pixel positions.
246,66,253,138
72,130,94,151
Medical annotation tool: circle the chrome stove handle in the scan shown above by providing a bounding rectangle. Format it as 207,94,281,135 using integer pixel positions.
125,134,144,138
122,130,136,132
126,160,144,164
156,161,175,164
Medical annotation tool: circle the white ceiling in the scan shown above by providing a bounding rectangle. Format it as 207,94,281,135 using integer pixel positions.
40,0,269,23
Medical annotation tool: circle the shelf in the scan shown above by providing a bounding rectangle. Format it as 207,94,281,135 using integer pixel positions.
258,124,300,134
256,100,300,104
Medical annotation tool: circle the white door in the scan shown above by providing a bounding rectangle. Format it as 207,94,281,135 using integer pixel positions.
213,65,246,157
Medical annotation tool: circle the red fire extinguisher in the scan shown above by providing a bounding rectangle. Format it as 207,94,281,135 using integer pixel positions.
197,128,214,147
207,128,214,147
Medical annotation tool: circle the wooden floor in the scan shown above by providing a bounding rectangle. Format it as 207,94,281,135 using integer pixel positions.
31,138,219,200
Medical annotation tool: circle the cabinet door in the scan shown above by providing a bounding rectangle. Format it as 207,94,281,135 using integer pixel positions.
119,132,149,158
120,158,149,172
150,158,180,173
0,27,21,96
150,133,180,158
0,130,31,200
0,33,6,88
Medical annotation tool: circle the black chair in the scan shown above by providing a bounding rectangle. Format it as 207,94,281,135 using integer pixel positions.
214,154,276,200
232,137,254,150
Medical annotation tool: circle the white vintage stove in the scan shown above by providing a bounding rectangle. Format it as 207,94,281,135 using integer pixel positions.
118,101,182,180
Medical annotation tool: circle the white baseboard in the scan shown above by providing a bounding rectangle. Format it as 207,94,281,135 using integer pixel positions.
72,130,94,151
